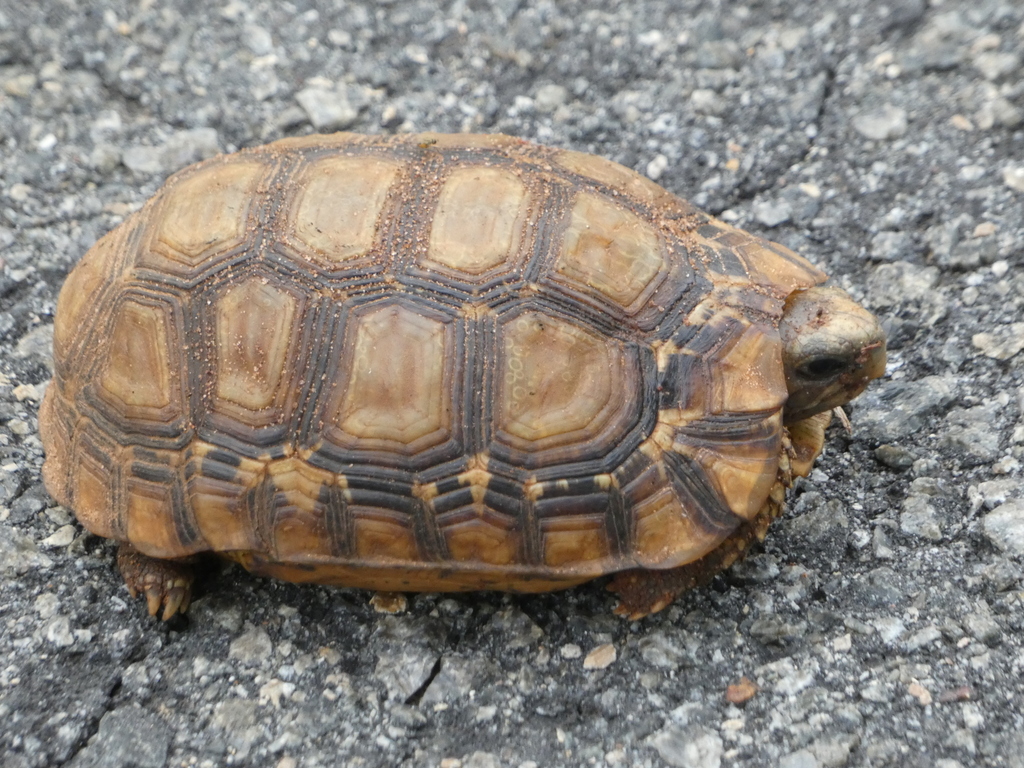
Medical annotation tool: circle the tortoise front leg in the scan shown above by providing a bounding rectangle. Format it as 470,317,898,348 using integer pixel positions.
608,488,783,620
116,542,195,620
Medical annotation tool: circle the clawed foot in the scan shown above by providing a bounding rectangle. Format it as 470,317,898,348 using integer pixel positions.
607,569,696,621
117,543,195,620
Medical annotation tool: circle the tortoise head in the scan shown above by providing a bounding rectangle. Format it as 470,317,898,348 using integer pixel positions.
779,285,886,424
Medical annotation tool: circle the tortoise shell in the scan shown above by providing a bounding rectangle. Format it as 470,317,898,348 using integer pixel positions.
40,133,877,617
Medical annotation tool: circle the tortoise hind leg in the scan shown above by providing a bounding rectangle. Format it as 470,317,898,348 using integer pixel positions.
117,542,195,621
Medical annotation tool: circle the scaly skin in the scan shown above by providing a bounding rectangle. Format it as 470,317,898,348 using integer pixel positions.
117,543,195,621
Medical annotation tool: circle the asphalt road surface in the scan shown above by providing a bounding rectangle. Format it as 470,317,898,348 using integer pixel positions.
1,1,1023,766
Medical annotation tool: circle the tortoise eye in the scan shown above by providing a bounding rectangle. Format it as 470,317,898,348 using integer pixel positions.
797,355,849,380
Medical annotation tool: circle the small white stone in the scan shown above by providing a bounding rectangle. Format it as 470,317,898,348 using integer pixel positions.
779,749,819,768
327,29,352,48
583,644,617,670
474,705,497,722
3,73,37,97
35,592,60,619
41,525,76,548
900,495,942,541
244,24,274,56
872,617,906,645
752,199,792,228
638,30,664,47
690,88,727,116
852,105,908,140
860,680,891,703
962,702,984,730
1003,165,1024,192
559,643,582,660
798,182,821,198
404,44,429,64
12,383,45,402
646,154,669,181
534,84,568,113
992,456,1021,475
972,323,1024,360
8,419,30,436
982,501,1024,555
648,725,723,768
296,86,358,131
230,626,274,665
259,679,295,708
959,165,985,182
45,616,75,647
973,51,1021,81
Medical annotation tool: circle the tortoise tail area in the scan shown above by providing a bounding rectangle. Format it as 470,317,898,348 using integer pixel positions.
608,411,831,620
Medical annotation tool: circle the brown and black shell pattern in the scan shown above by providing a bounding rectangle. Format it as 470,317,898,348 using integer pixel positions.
40,132,826,593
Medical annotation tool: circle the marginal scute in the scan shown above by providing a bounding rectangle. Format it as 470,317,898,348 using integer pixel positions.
72,447,117,539
267,457,335,513
423,166,528,275
290,155,400,265
269,459,337,558
53,230,119,363
125,475,179,558
187,447,266,552
38,394,70,507
736,239,826,294
154,160,263,265
690,221,826,292
406,132,527,151
189,478,253,552
555,192,666,310
555,149,677,209
215,277,299,414
495,310,637,459
326,303,452,454
698,450,780,521
352,509,418,561
98,299,179,420
542,515,610,567
671,413,783,522
442,514,518,565
631,485,722,568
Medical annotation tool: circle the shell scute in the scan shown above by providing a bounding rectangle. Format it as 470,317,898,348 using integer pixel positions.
140,159,266,279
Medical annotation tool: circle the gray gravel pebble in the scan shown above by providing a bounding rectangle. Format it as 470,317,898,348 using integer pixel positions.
972,322,1024,360
852,105,908,140
68,706,170,768
649,725,723,768
855,375,958,442
982,501,1024,555
122,129,220,176
295,85,359,132
228,625,274,665
779,749,820,768
900,494,942,540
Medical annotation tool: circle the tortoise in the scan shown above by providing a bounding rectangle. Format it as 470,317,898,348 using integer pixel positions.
39,132,886,621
